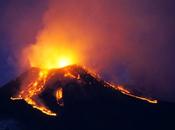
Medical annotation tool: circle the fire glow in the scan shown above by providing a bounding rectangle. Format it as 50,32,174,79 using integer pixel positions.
11,69,57,116
11,67,82,116
23,43,78,69
107,83,158,104
11,66,157,117
11,44,157,116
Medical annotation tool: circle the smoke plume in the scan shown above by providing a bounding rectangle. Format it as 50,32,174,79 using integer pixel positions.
1,0,175,101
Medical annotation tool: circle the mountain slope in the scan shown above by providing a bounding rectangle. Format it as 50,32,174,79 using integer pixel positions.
0,65,175,130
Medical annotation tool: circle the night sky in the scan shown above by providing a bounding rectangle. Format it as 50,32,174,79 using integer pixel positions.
0,0,175,102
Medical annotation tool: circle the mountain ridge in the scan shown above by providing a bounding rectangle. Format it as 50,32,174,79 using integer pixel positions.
0,65,175,130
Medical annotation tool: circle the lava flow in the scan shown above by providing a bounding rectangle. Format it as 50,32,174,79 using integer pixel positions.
11,69,57,116
11,65,82,116
11,65,158,117
107,83,158,104
11,44,81,116
10,43,157,116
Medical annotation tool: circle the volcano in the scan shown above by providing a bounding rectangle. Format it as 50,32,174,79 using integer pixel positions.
0,65,175,130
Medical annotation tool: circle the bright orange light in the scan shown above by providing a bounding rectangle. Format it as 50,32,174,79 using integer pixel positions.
56,88,63,101
11,69,57,116
58,57,72,68
107,83,158,104
24,44,77,69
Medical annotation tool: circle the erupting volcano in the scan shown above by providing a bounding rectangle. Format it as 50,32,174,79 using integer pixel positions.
1,62,175,130
9,64,157,116
9,42,153,116
1,1,175,130
1,34,167,130
1,24,174,130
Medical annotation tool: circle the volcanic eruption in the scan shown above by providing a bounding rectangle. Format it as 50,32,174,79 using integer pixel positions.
10,63,157,116
1,44,175,130
0,36,154,117
1,1,175,130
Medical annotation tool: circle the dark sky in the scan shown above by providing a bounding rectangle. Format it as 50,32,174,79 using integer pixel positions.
0,0,175,102
0,0,48,84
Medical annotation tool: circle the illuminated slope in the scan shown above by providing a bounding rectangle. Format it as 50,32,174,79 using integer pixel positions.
9,65,157,116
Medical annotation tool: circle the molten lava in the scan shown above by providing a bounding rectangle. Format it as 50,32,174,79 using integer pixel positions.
11,69,57,116
11,66,157,117
55,88,64,106
11,67,82,116
107,83,158,104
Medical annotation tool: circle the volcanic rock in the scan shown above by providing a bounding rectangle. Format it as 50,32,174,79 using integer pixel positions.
0,65,175,130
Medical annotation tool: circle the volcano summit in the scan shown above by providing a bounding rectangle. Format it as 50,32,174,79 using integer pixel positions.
10,65,157,116
0,65,174,130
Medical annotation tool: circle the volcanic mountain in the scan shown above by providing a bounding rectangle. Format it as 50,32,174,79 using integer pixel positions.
0,65,175,130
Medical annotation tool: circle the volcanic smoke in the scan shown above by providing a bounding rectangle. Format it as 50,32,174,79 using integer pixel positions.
9,1,160,116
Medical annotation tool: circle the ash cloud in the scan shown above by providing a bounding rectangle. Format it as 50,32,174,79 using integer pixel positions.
1,0,175,101
0,0,48,85
35,0,175,101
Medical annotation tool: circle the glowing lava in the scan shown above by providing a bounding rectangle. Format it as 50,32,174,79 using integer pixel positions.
11,69,57,116
55,88,64,107
10,66,157,117
23,43,78,69
12,42,80,116
58,57,72,68
11,67,81,116
106,83,158,104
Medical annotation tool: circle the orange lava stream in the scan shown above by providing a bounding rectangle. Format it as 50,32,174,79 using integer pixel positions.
107,83,158,104
10,69,81,116
11,70,57,116
117,85,158,103
55,88,64,107
10,66,157,117
64,72,78,79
